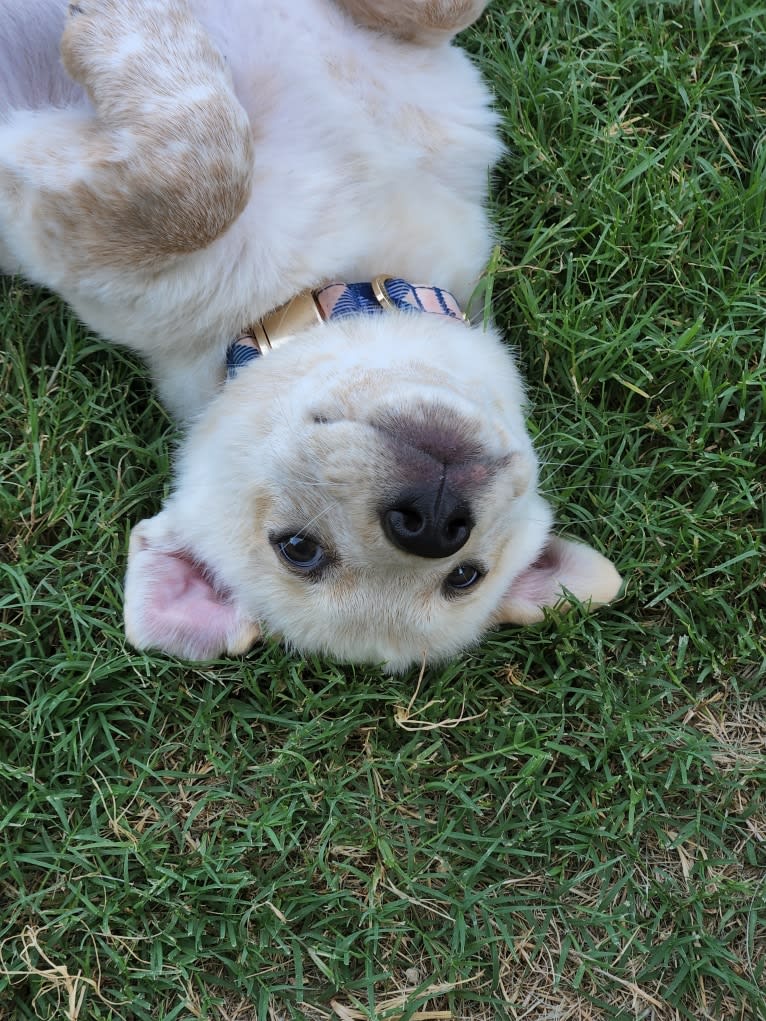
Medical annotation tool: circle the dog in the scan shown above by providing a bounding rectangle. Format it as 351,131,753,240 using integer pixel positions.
0,0,622,671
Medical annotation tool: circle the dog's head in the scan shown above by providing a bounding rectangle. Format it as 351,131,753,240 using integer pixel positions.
124,311,621,670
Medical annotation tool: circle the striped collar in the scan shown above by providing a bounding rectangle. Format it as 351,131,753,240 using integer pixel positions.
226,276,466,379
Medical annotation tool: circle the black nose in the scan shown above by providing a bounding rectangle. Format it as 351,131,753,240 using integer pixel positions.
381,484,473,558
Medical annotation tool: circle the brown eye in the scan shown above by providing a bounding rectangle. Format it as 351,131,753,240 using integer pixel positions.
275,534,328,572
444,563,483,593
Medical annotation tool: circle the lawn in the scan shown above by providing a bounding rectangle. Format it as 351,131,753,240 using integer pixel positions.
1,1,764,1018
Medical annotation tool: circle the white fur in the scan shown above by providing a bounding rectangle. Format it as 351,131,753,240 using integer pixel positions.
0,0,622,670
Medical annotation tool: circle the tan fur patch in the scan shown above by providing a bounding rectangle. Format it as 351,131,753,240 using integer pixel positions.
335,0,489,43
16,0,255,271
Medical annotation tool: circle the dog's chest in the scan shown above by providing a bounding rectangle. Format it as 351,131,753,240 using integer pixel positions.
195,0,501,294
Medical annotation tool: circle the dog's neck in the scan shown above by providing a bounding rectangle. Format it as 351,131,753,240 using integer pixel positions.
226,276,467,379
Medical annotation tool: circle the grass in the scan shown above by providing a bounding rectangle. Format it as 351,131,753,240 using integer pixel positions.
1,0,764,1018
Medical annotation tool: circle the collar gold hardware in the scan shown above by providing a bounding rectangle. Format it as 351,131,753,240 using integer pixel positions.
247,289,326,355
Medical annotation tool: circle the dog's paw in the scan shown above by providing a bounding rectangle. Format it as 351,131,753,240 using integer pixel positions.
338,0,489,43
61,0,224,113
43,0,251,262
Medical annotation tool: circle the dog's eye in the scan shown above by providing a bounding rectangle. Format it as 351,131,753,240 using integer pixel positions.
275,534,328,572
444,563,483,594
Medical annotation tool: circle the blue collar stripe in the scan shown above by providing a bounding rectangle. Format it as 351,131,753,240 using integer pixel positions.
226,278,463,379
226,340,261,379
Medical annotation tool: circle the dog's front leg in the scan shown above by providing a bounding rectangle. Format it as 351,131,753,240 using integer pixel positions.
0,0,252,284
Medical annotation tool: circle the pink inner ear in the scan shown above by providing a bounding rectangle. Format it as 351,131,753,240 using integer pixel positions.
127,545,249,660
497,535,622,626
149,551,236,628
508,548,562,605
496,550,566,626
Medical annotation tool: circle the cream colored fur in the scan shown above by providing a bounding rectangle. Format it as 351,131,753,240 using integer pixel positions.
0,0,622,670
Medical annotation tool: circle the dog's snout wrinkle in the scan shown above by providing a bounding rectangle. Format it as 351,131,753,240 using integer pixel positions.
371,407,484,465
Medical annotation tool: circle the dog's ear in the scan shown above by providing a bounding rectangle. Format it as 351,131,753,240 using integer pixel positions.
497,536,622,626
124,513,260,660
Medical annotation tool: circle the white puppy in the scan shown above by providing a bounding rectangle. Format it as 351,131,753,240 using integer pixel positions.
0,0,621,670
